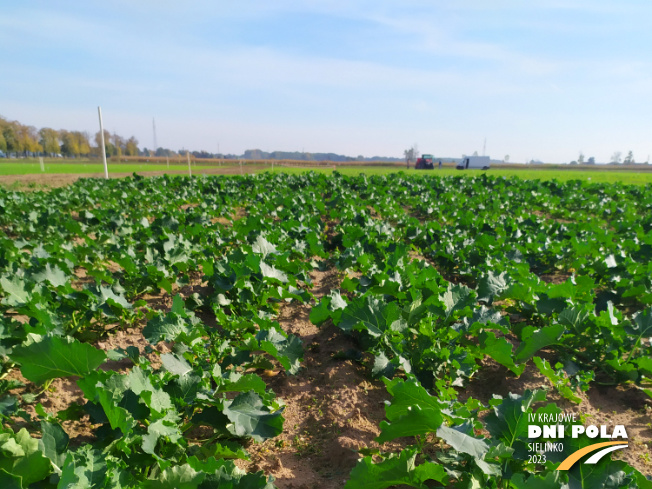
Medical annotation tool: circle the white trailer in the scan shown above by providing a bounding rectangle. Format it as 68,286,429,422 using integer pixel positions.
456,156,490,170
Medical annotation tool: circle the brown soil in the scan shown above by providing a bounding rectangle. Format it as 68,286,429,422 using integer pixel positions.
241,268,394,488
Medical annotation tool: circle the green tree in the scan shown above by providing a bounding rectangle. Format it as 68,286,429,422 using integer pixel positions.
111,133,125,158
2,121,19,153
623,150,634,164
39,128,60,155
94,130,115,157
125,136,139,156
76,132,91,156
60,130,79,156
16,124,41,154
60,131,90,157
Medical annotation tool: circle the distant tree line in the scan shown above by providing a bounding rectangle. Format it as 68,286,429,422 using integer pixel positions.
0,116,139,158
242,149,402,162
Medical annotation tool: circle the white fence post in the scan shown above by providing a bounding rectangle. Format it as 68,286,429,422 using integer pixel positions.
98,107,109,179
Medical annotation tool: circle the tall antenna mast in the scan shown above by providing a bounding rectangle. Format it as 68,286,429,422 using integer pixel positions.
152,118,158,152
482,137,486,157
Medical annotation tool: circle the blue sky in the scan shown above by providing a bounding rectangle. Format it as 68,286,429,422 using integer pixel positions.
1,1,651,163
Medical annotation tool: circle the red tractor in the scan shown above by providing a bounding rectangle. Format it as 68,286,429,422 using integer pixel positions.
415,154,434,169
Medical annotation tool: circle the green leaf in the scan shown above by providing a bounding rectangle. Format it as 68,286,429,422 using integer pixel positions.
10,334,107,385
38,420,69,473
217,373,267,396
256,328,303,375
376,405,443,444
142,418,182,455
223,391,284,442
0,469,22,489
344,448,447,489
0,428,52,486
160,353,193,377
372,352,396,378
58,446,108,489
533,357,582,404
382,377,447,421
252,235,277,257
568,459,637,489
509,471,567,489
143,464,204,489
0,276,32,307
97,285,132,309
485,389,546,454
259,262,288,283
477,271,509,303
32,264,68,288
339,297,399,337
513,324,565,363
479,331,525,376
439,283,475,320
436,423,489,459
143,312,198,344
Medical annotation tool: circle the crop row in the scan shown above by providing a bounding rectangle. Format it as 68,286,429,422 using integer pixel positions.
0,172,651,487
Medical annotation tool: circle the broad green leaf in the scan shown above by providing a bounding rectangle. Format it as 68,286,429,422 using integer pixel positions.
372,352,396,378
0,276,32,307
514,324,565,363
257,328,303,375
160,353,193,377
436,423,489,459
0,428,52,486
339,297,399,337
143,312,196,344
479,331,525,376
32,264,68,288
10,334,107,385
376,405,442,444
259,262,288,283
58,446,108,489
485,389,546,455
382,377,447,421
143,464,204,489
223,391,284,442
439,283,475,320
509,471,567,489
0,469,21,489
533,357,582,404
344,448,447,489
217,373,267,396
477,271,509,303
142,418,182,455
38,420,69,473
252,235,277,257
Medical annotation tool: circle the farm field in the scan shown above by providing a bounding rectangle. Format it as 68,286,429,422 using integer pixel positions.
0,172,651,488
0,161,217,176
2,159,652,186
273,166,652,185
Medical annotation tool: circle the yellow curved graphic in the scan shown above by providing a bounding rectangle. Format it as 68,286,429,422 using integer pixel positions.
557,441,627,470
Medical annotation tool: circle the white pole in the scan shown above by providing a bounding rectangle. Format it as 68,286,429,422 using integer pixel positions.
39,156,44,172
187,152,192,177
166,156,169,169
97,107,109,179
